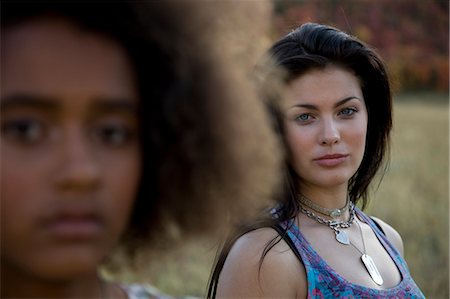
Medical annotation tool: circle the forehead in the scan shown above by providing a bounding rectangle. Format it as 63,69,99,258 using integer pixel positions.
1,17,137,101
286,66,363,105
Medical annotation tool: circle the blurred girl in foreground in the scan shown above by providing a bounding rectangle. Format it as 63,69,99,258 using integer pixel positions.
1,2,280,298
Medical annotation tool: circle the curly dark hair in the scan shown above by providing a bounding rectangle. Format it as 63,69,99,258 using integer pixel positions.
1,1,282,264
208,22,392,298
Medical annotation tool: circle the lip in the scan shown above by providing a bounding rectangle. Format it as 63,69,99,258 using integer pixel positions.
44,210,103,240
313,153,349,167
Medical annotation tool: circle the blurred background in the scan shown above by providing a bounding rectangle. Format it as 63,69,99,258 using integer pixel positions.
116,1,449,298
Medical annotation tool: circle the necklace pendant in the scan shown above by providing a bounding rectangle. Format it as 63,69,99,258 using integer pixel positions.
361,254,384,285
335,230,350,245
330,209,343,218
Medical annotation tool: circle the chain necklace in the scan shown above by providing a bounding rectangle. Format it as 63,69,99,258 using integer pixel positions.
299,193,349,218
348,220,384,286
299,201,355,245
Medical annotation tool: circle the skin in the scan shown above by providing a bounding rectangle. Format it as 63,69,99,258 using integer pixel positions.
284,66,368,206
1,18,141,298
217,66,404,298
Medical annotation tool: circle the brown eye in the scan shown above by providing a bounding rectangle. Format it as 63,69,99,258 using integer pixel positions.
1,118,46,145
92,123,134,147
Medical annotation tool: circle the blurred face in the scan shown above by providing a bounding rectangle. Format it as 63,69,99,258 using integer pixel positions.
1,18,141,280
283,66,367,192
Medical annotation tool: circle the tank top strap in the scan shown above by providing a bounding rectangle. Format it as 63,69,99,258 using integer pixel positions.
355,208,411,275
279,220,332,296
279,211,426,298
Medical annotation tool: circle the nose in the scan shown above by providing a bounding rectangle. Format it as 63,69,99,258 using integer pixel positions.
319,119,340,145
55,127,100,191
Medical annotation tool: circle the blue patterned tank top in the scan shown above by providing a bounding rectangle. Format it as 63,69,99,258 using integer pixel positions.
279,208,425,298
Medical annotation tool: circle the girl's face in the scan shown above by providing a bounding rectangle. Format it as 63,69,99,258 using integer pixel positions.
1,19,141,280
283,66,368,192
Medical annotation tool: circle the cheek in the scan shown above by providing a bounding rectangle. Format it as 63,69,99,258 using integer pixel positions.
99,149,141,230
346,119,368,159
1,147,47,229
350,127,367,145
286,124,313,152
0,151,47,269
284,125,314,170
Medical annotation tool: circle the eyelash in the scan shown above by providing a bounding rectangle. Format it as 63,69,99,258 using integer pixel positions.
1,118,137,148
91,122,136,147
296,114,313,122
339,107,358,117
294,107,359,123
1,118,47,145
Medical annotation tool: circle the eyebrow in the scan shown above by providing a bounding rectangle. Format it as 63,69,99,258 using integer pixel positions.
289,96,362,110
1,95,58,111
1,94,138,114
91,98,138,114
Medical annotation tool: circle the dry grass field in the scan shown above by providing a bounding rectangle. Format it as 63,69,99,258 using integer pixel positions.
113,93,449,298
368,92,449,298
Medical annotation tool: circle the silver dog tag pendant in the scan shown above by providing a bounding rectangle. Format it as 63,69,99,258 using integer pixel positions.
361,254,384,286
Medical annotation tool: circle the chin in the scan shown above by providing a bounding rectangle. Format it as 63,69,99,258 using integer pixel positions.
27,247,106,281
309,174,352,189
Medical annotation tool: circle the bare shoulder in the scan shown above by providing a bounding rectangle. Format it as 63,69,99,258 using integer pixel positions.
216,227,306,298
370,216,404,256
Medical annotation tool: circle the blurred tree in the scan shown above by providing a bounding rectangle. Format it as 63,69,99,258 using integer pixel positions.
271,0,449,92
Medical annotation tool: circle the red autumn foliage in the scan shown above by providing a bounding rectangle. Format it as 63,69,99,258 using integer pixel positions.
271,0,449,92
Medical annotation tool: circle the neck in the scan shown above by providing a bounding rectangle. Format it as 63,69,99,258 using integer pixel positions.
1,263,103,298
299,182,349,209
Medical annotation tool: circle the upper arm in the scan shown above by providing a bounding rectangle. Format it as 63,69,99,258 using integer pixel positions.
371,216,404,256
216,228,307,298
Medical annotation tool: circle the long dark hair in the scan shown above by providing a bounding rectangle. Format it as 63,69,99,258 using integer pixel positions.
207,22,392,298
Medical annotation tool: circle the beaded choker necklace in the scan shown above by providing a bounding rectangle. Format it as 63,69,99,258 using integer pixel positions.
298,193,349,218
